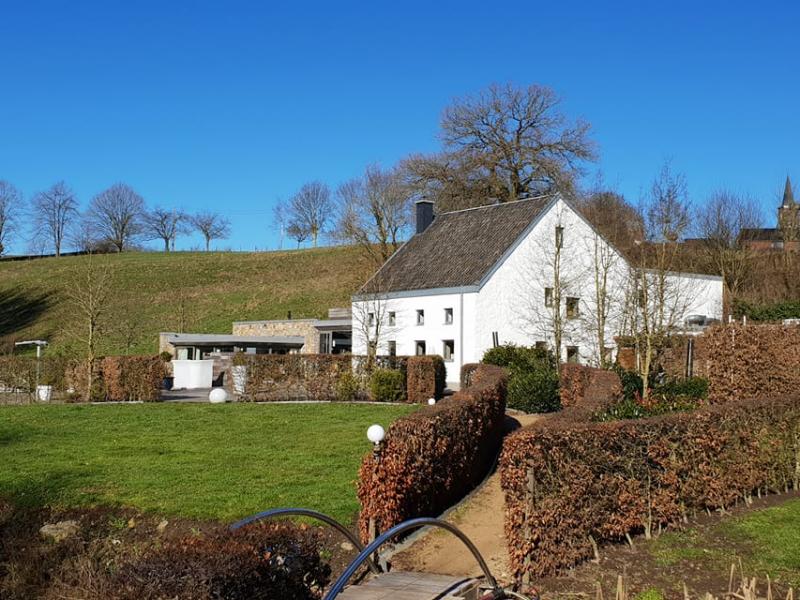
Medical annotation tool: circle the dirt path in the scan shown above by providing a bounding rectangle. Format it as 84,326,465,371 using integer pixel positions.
389,413,541,584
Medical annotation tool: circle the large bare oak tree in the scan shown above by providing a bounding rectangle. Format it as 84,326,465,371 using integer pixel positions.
87,183,146,252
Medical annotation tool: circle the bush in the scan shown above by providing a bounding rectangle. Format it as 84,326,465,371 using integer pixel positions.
501,394,800,580
100,356,166,402
612,364,644,401
483,344,559,413
358,364,507,542
113,522,330,600
508,370,560,413
369,369,405,402
335,370,362,402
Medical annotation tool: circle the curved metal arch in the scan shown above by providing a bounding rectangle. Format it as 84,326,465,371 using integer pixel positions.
230,507,381,575
325,517,501,599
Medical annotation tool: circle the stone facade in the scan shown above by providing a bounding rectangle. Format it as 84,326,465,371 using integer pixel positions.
232,319,321,353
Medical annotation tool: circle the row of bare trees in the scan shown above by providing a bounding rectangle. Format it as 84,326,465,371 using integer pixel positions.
0,180,231,256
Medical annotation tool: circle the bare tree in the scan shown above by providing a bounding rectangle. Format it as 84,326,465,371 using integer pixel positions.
287,222,308,249
577,188,644,253
402,83,596,210
353,272,399,368
335,164,412,264
628,162,696,398
64,256,113,400
288,181,332,247
190,212,231,251
0,180,22,256
694,190,763,299
272,198,288,250
31,181,78,256
143,207,188,252
87,183,146,252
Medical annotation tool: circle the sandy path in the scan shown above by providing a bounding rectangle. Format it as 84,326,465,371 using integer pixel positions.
389,413,541,584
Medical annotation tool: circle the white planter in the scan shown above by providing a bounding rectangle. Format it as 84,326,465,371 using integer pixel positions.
36,385,53,402
231,366,247,395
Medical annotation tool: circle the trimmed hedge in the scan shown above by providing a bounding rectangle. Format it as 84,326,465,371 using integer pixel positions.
558,363,622,420
405,355,446,403
500,394,800,580
369,368,406,402
357,363,507,542
483,344,560,413
100,356,165,402
698,324,800,403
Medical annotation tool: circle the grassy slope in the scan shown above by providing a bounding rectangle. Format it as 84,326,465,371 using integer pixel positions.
0,247,372,356
0,402,415,524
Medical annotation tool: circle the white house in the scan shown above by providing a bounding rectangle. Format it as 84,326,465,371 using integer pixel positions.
352,195,724,384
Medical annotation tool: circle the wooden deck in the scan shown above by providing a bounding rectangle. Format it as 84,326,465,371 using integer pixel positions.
336,571,481,599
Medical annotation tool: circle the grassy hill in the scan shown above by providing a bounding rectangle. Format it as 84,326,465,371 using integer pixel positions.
0,247,373,356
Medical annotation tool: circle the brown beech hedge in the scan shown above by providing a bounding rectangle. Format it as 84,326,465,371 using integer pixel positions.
406,355,446,403
357,363,507,542
558,363,621,418
500,393,800,580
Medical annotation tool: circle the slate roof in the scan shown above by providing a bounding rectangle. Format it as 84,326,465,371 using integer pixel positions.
360,195,556,294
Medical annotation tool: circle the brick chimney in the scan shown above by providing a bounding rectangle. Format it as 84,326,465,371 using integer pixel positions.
415,199,434,234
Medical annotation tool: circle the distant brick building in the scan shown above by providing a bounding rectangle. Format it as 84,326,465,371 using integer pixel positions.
740,176,800,252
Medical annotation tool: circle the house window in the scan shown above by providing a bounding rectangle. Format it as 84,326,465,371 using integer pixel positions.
567,346,579,364
444,308,453,324
388,311,396,326
368,312,375,327
319,332,332,354
416,309,425,325
602,346,614,364
387,340,397,357
555,226,564,249
443,340,455,362
544,287,554,308
566,297,580,319
535,341,548,350
415,340,426,355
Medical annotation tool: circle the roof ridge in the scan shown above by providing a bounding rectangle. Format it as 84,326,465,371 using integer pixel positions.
438,193,556,216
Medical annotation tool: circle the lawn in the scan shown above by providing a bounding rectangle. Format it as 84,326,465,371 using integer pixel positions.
0,402,415,524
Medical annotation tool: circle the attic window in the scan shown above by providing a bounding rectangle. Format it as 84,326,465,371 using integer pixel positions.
416,310,425,325
555,226,564,249
444,308,453,324
388,311,396,326
368,312,375,327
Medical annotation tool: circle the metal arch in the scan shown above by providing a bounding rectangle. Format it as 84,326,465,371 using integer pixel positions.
230,507,382,575
325,517,502,599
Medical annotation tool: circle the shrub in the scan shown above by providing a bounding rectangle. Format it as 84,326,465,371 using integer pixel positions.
612,364,644,401
335,370,362,402
113,522,330,600
483,344,559,412
100,356,166,402
508,370,560,413
501,394,800,580
159,351,172,362
406,355,445,403
369,368,406,402
358,364,507,542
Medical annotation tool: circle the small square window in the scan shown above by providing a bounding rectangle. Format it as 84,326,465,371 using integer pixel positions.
388,311,396,326
566,297,580,319
444,308,453,324
416,310,425,325
368,312,375,327
567,346,579,364
415,340,426,356
544,287,554,308
388,340,397,357
555,226,564,249
535,341,548,350
443,339,455,361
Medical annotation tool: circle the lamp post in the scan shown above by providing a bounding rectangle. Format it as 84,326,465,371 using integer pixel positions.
366,424,386,544
14,340,48,397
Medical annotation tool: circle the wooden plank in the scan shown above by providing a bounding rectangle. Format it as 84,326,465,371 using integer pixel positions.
336,571,479,600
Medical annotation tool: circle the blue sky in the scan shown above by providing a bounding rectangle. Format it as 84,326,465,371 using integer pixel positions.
2,0,799,253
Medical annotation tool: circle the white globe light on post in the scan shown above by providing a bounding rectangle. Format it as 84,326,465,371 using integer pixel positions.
366,424,385,446
209,388,228,404
427,398,436,405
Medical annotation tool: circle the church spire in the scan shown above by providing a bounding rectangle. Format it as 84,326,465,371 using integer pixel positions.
782,176,795,207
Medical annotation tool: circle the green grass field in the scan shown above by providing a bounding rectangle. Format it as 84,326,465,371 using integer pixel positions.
0,247,371,356
0,402,415,524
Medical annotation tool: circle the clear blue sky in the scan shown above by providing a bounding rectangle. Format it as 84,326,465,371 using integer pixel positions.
2,0,798,253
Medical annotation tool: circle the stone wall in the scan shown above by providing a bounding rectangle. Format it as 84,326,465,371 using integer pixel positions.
231,319,320,353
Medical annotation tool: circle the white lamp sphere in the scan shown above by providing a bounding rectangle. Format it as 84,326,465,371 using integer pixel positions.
427,398,436,405
209,388,228,404
367,424,385,445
